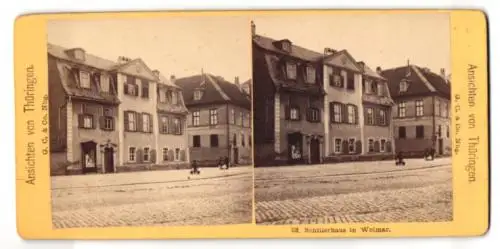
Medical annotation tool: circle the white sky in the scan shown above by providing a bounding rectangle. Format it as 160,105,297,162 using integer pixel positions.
252,12,451,75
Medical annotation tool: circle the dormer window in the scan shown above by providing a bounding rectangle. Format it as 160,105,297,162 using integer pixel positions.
79,71,90,89
282,42,291,52
285,62,297,80
377,83,384,96
364,79,373,94
400,80,409,92
73,49,85,60
194,90,202,101
306,66,316,84
100,74,109,92
171,91,178,104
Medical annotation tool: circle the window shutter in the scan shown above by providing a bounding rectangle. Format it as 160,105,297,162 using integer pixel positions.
111,118,115,131
354,106,359,124
91,115,96,129
285,105,290,120
124,111,129,131
364,108,368,125
329,75,334,86
136,113,143,132
342,140,349,154
149,114,153,133
78,114,84,128
99,116,105,129
71,68,80,88
180,149,186,161
355,140,362,154
134,84,139,96
150,149,156,164
136,148,143,163
124,83,129,95
342,104,348,123
374,141,380,152
329,102,334,123
168,117,173,134
158,115,163,134
306,108,311,121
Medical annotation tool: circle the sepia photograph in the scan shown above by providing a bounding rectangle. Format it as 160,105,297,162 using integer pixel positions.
47,16,253,228
252,13,452,225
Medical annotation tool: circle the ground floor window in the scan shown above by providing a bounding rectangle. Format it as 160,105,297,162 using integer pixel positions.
129,147,136,162
380,139,386,152
143,147,150,162
348,138,355,153
162,147,168,161
334,138,342,154
175,148,180,161
368,139,374,152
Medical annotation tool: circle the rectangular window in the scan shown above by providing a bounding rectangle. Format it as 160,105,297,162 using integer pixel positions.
348,138,355,153
399,127,407,139
346,73,355,90
306,66,316,84
79,71,90,88
210,134,219,147
436,99,441,116
194,90,202,100
141,80,149,98
172,91,178,105
246,113,250,127
364,79,372,94
333,103,342,123
159,89,166,102
377,83,384,96
193,135,201,148
127,83,137,96
162,148,168,161
239,112,244,126
438,125,442,137
192,111,200,126
347,105,355,124
447,125,450,138
308,108,320,122
129,147,136,162
142,113,150,132
442,102,448,117
230,109,235,125
400,81,408,92
209,109,218,125
366,108,374,125
286,63,297,80
290,107,300,120
160,116,168,133
331,74,342,87
241,134,245,147
334,138,342,154
368,139,374,152
143,147,150,162
416,125,424,138
82,114,93,128
379,109,387,125
380,139,386,152
398,102,406,117
416,100,424,116
100,74,110,92
175,148,180,161
173,118,181,135
104,117,113,130
127,112,136,131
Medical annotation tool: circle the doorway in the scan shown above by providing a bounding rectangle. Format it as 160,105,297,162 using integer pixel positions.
310,138,320,164
288,132,303,164
438,138,444,155
233,148,239,165
104,147,114,173
81,141,97,174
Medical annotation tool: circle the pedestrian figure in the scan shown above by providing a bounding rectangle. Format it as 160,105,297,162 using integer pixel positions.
218,157,228,170
395,151,405,166
424,148,435,161
190,160,200,175
224,156,230,169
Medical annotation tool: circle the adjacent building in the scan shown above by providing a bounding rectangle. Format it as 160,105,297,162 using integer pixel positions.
48,44,189,175
381,64,451,156
176,73,252,165
252,30,326,166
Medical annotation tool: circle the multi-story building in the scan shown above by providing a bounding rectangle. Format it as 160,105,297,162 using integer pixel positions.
381,64,451,156
48,44,190,175
176,73,252,165
48,44,120,175
252,30,326,166
154,71,190,168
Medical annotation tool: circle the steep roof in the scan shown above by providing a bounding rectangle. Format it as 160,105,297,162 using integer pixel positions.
381,65,451,99
253,35,323,62
47,43,116,70
175,74,251,109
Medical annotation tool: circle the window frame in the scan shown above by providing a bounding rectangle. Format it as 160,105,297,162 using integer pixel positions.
143,147,150,162
209,109,218,125
379,109,387,126
286,62,297,80
366,107,374,125
306,66,316,84
290,106,300,121
398,102,406,117
128,147,136,162
368,139,374,153
193,135,201,148
348,138,356,154
416,100,424,117
192,111,200,126
334,138,342,154
79,70,91,89
380,139,387,152
332,103,342,123
347,105,356,124
416,125,425,138
210,134,219,147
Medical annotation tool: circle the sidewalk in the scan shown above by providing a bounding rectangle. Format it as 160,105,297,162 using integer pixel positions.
255,157,452,180
51,166,252,189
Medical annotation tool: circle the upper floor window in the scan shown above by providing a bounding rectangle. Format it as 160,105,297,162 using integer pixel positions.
230,109,235,124
346,72,355,90
100,74,110,92
307,108,320,122
398,102,406,117
436,99,441,116
173,118,181,135
172,91,178,105
126,111,136,131
79,114,94,129
289,106,300,120
306,66,316,84
79,71,90,89
379,109,387,125
194,90,202,101
332,103,342,123
209,109,218,125
159,89,166,103
143,147,150,162
330,69,343,87
160,116,168,133
141,80,149,98
142,113,151,132
364,79,373,94
377,83,384,96
366,108,374,125
246,113,251,127
416,100,424,116
125,76,138,96
442,102,448,117
286,62,297,80
399,126,407,138
347,105,356,124
192,111,200,126
399,80,408,92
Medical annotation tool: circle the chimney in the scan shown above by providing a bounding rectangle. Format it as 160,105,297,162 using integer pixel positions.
152,70,160,77
66,48,86,61
251,21,256,36
440,68,446,79
376,66,382,75
324,47,337,55
117,56,131,64
234,76,240,85
357,61,365,72
170,75,176,84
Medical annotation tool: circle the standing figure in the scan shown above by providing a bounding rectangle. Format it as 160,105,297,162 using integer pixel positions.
190,160,200,174
395,151,406,166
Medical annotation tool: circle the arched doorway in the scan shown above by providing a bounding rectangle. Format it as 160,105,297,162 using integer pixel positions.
81,141,97,174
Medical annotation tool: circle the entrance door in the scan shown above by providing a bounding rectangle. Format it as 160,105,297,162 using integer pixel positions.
81,141,97,174
438,138,444,155
310,138,320,164
104,147,114,173
233,148,239,165
288,132,303,164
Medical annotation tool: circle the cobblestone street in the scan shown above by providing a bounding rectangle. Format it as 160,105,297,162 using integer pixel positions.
51,166,253,228
255,158,453,225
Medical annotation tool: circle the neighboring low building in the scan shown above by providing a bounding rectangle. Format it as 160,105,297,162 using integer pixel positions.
176,73,252,165
381,64,451,156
